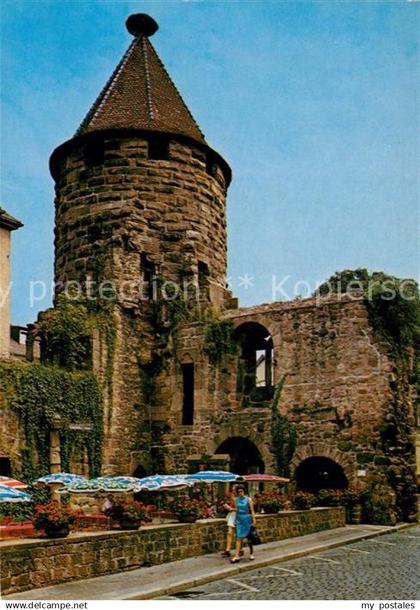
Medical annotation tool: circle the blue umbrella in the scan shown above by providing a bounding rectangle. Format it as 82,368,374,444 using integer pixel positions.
59,479,102,494
61,477,140,494
135,475,194,491
185,471,239,483
0,484,32,503
36,473,87,485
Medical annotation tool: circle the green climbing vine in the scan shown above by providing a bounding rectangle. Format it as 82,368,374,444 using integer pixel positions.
315,269,419,522
270,376,297,477
203,318,238,364
0,361,103,481
37,294,92,371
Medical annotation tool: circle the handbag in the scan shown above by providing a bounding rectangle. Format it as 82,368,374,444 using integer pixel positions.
247,525,262,545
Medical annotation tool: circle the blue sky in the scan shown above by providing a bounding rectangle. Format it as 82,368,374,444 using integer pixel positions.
1,0,418,325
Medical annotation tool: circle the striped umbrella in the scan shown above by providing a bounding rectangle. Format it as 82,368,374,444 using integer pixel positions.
61,477,140,494
36,473,87,485
0,484,32,503
185,471,239,483
59,479,102,493
243,474,290,483
135,475,194,491
0,476,28,489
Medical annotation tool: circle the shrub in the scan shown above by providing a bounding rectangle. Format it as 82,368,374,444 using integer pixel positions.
260,491,284,513
170,497,206,520
315,489,344,507
106,500,149,523
292,491,316,510
32,501,76,531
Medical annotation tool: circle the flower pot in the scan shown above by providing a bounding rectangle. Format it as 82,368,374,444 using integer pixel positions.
118,518,141,530
44,523,70,538
178,514,198,523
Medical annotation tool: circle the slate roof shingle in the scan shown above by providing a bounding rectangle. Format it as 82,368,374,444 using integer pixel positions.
76,17,206,145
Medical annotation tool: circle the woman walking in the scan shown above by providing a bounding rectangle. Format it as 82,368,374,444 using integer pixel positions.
230,484,257,562
221,485,237,557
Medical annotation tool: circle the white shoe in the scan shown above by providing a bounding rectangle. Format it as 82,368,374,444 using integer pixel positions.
249,554,254,560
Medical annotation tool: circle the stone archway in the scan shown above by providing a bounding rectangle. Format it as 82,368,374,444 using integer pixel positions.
234,322,274,402
295,456,349,492
215,436,265,475
290,442,356,486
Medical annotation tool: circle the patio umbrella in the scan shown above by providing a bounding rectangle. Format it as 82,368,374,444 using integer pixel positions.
36,473,87,485
0,484,32,503
185,471,239,483
96,476,143,487
0,476,28,489
135,475,194,491
243,474,290,483
61,477,141,494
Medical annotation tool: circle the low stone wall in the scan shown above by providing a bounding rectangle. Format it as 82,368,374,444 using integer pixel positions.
1,507,344,596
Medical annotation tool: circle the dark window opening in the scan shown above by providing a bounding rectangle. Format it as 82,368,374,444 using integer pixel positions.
132,465,147,478
182,363,194,425
198,261,210,301
84,140,104,167
148,137,169,160
206,154,217,177
235,322,274,404
215,437,264,476
141,254,156,300
0,457,12,477
295,457,349,493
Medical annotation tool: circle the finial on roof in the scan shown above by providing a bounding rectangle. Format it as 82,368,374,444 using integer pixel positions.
126,14,159,37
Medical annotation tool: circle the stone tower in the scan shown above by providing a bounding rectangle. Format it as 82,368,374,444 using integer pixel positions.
49,14,231,474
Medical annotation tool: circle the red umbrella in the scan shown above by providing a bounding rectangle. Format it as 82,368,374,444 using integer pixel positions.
0,476,28,489
243,474,290,483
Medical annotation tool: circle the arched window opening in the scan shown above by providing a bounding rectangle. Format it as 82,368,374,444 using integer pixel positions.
215,437,264,475
294,456,349,493
235,322,274,404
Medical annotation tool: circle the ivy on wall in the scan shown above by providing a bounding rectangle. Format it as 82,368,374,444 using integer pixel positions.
37,294,116,409
203,319,237,364
270,376,297,477
0,361,103,480
37,295,92,371
315,269,419,522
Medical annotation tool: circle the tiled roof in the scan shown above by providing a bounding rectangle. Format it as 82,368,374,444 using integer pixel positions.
76,15,206,145
0,207,23,231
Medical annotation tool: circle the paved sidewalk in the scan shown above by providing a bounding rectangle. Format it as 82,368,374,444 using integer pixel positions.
3,524,413,600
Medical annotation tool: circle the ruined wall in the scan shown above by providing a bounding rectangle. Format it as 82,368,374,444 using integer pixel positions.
157,294,415,519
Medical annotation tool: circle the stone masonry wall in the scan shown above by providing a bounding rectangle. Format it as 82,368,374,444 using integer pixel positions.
0,507,344,596
53,136,228,307
52,135,230,473
157,294,415,516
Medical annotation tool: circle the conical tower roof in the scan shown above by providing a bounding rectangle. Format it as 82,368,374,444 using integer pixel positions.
76,14,206,145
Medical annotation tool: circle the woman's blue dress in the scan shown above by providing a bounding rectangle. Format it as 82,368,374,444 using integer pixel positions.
235,496,252,539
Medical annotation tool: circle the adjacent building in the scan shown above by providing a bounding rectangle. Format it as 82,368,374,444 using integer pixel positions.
0,208,23,359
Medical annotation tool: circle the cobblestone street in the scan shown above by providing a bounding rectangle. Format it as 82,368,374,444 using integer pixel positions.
161,527,420,600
